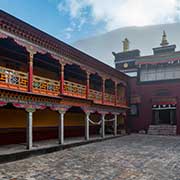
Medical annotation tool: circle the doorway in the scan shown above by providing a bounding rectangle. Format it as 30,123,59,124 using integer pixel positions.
152,109,176,125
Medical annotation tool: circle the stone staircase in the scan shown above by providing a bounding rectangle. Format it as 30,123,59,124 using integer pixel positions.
148,125,177,135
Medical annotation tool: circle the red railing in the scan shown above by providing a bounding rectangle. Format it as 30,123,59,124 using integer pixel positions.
89,89,102,104
0,66,28,91
63,80,86,99
0,66,128,107
33,75,60,96
116,96,127,106
104,93,115,106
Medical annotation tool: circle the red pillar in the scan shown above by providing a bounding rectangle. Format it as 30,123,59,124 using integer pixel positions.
115,82,117,106
60,63,65,95
102,78,105,104
28,52,34,92
86,72,90,99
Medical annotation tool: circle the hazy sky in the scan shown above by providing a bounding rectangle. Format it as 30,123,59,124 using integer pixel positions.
0,0,180,43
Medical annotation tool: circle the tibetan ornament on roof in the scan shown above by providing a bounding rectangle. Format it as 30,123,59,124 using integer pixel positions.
122,38,130,52
160,31,169,47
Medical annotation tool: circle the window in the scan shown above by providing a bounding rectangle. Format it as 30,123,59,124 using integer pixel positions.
140,65,180,82
130,104,139,116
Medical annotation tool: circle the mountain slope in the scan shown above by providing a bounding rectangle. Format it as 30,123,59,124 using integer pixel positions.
73,23,180,67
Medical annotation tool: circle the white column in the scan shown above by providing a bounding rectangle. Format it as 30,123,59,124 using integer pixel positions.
85,112,90,140
101,113,105,138
26,108,35,150
114,114,118,136
59,112,65,145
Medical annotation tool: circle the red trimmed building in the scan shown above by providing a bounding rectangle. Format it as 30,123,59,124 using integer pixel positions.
0,10,129,148
114,31,180,135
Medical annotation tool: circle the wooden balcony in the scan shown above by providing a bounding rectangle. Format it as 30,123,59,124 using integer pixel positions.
33,75,60,96
0,66,127,108
0,66,28,91
89,89,102,104
116,97,127,107
104,93,115,106
63,80,86,99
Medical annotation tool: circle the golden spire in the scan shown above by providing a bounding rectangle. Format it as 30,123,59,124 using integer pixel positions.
160,30,169,47
123,38,130,52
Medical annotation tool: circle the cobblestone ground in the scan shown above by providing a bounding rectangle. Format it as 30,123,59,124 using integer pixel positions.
1,134,180,180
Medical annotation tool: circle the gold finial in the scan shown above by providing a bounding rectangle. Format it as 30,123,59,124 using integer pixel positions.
160,30,169,47
123,38,130,52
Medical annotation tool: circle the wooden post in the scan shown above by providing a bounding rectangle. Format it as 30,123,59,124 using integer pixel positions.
28,51,35,92
115,82,118,106
60,63,65,95
86,72,90,99
102,78,105,104
26,108,36,150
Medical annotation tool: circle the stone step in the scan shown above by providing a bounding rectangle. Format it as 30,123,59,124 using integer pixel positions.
148,125,176,135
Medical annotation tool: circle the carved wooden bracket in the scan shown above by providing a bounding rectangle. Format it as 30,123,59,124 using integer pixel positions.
50,105,71,113
0,101,7,107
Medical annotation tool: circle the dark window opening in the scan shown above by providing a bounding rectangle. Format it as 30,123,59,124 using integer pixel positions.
152,109,176,125
105,79,115,94
64,64,87,85
89,73,102,91
130,104,139,116
34,53,59,80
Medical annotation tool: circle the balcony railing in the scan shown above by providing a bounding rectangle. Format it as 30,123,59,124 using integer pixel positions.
33,75,60,96
116,97,127,106
63,80,86,99
0,66,127,107
89,89,102,104
104,93,115,106
0,66,28,91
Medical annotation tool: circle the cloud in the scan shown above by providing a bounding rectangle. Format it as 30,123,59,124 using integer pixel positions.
58,0,180,31
58,0,87,18
65,32,72,39
65,27,74,32
62,25,75,40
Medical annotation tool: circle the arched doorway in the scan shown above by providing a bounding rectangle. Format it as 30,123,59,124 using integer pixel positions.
117,83,126,105
0,37,29,91
33,53,60,96
89,73,102,103
104,79,115,105
64,64,87,98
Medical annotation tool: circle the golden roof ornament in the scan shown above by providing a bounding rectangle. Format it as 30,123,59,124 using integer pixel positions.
123,38,130,52
160,31,169,47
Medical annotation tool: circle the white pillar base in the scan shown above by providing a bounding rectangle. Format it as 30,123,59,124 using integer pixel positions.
85,112,90,140
114,114,118,136
59,112,65,145
101,114,105,138
26,108,35,150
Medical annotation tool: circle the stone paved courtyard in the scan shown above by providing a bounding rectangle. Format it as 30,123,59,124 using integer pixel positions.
0,134,180,180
